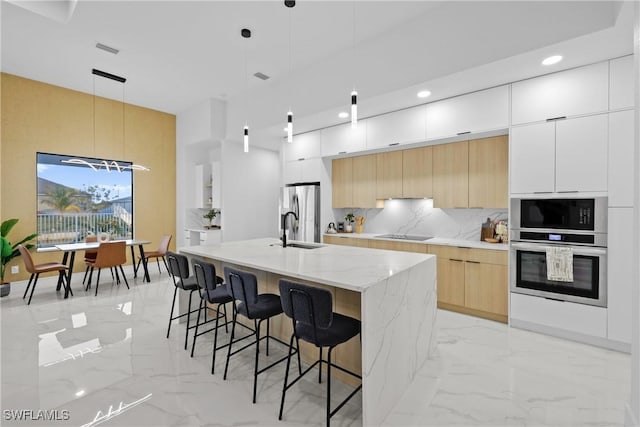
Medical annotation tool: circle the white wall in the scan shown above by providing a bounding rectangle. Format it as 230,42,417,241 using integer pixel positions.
629,3,640,426
220,141,280,242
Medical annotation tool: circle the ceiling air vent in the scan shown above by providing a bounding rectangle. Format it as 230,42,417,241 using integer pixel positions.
96,43,119,55
253,72,270,81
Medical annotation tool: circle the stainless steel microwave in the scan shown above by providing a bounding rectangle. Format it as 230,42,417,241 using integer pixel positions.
511,197,607,234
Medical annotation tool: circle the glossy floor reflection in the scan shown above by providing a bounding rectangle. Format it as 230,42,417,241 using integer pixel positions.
1,267,631,426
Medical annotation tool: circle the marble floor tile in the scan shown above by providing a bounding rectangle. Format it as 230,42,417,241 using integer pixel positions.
1,268,631,427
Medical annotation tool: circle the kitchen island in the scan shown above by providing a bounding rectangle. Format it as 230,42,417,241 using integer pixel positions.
180,238,437,426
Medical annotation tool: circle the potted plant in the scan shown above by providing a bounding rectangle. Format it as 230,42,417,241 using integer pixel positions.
344,213,355,233
203,209,220,229
1,218,38,297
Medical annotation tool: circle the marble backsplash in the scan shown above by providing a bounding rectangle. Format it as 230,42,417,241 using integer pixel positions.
186,208,221,229
335,199,507,241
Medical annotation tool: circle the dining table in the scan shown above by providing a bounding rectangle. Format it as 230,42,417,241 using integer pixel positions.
54,239,152,298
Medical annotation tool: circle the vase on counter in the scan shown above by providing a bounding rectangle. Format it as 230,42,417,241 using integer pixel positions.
345,224,353,233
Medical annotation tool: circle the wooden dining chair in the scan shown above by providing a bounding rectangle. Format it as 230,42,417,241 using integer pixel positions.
82,235,98,285
85,241,129,296
18,245,70,305
136,234,171,276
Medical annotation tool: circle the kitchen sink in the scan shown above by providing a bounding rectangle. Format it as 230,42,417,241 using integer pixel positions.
374,234,433,242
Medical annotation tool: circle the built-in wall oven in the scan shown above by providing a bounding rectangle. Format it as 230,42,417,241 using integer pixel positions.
510,197,607,307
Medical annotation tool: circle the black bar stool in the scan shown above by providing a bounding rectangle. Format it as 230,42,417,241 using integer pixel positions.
166,251,200,350
223,266,294,404
189,259,233,375
278,280,362,427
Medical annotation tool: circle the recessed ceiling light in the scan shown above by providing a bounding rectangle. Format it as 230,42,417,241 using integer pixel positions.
417,90,431,98
338,112,349,119
542,55,563,66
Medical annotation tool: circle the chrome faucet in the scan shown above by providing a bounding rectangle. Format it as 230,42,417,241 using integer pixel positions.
281,211,298,248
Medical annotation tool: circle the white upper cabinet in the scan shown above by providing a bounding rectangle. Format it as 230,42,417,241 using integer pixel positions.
609,56,634,111
425,85,509,140
608,110,635,207
284,131,321,162
321,122,367,157
510,122,556,194
366,105,426,149
511,62,609,125
283,158,324,185
555,115,608,193
510,115,608,195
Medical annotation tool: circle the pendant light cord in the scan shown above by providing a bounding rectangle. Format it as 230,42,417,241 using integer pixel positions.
352,0,356,91
93,75,96,156
289,6,292,110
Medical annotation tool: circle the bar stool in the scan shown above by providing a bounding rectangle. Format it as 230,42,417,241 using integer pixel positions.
189,259,233,375
223,266,292,404
278,280,362,427
166,251,200,350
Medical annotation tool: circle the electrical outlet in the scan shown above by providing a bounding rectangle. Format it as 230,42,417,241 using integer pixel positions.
11,266,19,274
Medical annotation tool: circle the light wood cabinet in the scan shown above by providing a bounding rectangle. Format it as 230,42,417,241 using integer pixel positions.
323,235,368,247
376,151,403,199
331,157,352,208
468,136,508,208
465,262,508,316
428,245,508,323
432,141,469,208
367,239,426,253
402,146,433,198
352,155,377,208
437,257,465,306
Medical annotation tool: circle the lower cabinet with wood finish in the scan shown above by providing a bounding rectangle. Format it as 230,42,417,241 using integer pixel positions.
322,235,509,323
428,245,508,323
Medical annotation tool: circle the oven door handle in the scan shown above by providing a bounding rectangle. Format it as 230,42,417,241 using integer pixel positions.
510,242,607,256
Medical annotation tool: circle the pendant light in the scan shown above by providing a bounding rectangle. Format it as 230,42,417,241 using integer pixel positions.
285,0,295,143
62,68,149,171
350,2,358,129
241,28,251,153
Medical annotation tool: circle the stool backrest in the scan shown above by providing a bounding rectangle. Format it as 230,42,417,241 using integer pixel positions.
224,266,258,307
166,251,190,289
17,245,36,274
192,259,220,300
279,280,333,329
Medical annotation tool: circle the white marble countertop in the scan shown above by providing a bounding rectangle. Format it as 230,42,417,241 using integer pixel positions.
185,227,222,233
324,233,509,251
179,237,433,292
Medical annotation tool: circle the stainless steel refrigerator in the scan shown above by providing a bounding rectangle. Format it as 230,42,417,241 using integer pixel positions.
281,182,321,243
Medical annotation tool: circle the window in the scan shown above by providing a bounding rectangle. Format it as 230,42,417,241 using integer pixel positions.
36,153,134,248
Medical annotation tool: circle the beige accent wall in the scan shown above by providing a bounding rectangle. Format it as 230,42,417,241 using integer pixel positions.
1,73,176,281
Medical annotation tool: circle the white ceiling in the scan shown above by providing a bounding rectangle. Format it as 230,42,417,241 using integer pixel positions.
1,1,634,150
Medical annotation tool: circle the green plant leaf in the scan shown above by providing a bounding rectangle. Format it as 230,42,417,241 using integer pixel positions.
11,233,38,248
1,236,11,258
1,219,18,238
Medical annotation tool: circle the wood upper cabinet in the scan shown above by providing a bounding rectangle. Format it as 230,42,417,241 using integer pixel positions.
332,157,353,208
402,146,433,198
432,141,469,208
468,136,508,208
352,154,377,208
376,151,403,199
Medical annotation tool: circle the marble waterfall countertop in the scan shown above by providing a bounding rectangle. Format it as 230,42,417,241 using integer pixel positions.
324,232,509,251
179,237,433,293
